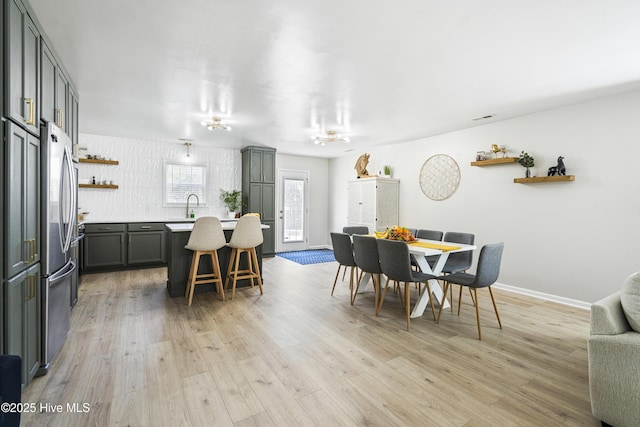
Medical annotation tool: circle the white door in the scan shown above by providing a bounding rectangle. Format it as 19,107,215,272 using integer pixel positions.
277,169,309,252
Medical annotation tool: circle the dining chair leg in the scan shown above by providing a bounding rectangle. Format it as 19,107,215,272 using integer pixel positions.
352,269,363,305
437,282,450,323
424,281,437,320
473,288,482,340
457,284,464,315
449,283,454,312
488,286,502,329
331,264,342,296
373,274,380,312
397,281,405,309
349,266,356,305
405,282,411,331
377,277,391,316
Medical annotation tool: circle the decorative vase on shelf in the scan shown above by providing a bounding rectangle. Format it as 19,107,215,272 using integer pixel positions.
525,168,531,178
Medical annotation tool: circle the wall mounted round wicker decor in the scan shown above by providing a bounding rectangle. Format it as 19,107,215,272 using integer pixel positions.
419,154,461,201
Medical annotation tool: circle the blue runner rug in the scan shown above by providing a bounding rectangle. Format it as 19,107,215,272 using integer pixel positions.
277,249,336,265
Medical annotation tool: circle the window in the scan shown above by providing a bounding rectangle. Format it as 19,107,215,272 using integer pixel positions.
164,162,207,205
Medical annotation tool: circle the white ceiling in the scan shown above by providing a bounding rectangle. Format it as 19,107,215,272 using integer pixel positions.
28,0,640,158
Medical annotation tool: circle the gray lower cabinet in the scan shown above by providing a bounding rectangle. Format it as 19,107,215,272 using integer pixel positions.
82,222,167,271
127,223,165,265
5,262,41,387
82,224,126,269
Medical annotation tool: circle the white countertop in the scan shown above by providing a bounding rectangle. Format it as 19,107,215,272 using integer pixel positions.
80,217,239,225
165,222,270,232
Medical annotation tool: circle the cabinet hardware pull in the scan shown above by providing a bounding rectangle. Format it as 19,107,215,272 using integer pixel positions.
141,226,151,229
60,110,64,130
25,98,35,125
31,276,36,300
28,239,36,262
99,227,111,231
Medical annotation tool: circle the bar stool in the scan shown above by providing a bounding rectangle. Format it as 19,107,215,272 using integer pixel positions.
185,217,227,305
224,215,264,299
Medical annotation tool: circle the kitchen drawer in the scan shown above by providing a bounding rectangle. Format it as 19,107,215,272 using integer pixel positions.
84,223,126,233
127,223,165,232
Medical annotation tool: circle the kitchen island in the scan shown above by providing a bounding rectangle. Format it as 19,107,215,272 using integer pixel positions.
165,221,270,298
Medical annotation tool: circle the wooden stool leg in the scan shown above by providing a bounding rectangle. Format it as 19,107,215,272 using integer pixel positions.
231,247,241,299
246,249,255,289
187,252,200,306
250,247,263,295
211,251,225,301
224,248,237,292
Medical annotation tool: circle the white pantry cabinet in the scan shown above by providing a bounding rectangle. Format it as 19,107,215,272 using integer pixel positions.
347,178,399,232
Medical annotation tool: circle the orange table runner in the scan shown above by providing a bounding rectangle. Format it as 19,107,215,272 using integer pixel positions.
408,241,461,252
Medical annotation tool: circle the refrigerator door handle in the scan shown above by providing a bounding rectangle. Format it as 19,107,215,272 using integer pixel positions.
61,146,76,253
48,259,76,284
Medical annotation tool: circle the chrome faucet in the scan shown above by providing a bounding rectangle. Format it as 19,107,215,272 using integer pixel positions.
186,193,199,218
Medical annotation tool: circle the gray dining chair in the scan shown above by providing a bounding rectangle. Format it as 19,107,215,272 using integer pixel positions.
352,234,382,309
330,232,358,301
416,229,443,241
342,226,369,236
377,238,437,331
415,229,444,270
441,231,475,310
437,242,504,340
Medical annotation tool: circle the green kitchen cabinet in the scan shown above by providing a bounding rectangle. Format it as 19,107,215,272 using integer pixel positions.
82,224,126,269
6,0,40,136
242,146,276,257
127,223,166,265
40,39,56,124
68,87,79,148
5,262,41,387
5,121,40,279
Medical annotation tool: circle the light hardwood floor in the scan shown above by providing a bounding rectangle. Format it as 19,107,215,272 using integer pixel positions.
21,257,599,426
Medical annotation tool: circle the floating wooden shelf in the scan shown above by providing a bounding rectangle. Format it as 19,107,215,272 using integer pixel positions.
470,157,519,166
513,175,575,183
79,184,119,189
79,158,119,165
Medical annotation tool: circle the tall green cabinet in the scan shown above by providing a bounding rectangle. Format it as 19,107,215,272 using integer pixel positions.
2,0,77,388
241,146,276,257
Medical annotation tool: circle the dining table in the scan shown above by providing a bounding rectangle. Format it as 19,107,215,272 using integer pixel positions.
356,238,477,318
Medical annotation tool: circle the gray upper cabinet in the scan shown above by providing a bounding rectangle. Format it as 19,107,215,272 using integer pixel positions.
41,38,73,135
40,39,56,124
5,121,40,279
69,87,79,147
242,146,276,257
6,0,40,136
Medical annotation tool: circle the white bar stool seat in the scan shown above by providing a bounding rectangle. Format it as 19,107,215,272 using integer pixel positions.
184,217,227,305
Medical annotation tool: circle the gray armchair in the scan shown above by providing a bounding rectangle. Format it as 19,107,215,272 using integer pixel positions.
588,291,640,427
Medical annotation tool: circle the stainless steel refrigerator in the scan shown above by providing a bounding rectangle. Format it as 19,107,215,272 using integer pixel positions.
37,122,77,375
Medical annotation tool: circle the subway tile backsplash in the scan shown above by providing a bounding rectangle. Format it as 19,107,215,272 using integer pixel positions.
78,133,241,221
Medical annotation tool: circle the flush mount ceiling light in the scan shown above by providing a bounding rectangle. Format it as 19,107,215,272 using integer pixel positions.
312,130,350,146
200,117,231,131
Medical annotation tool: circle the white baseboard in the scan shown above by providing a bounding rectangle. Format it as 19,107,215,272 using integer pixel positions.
493,282,591,310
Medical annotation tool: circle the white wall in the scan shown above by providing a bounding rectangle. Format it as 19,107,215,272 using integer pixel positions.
329,89,640,304
276,154,330,249
77,134,242,221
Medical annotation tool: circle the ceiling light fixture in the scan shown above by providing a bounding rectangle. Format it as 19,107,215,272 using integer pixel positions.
179,138,193,157
200,117,231,131
312,130,350,146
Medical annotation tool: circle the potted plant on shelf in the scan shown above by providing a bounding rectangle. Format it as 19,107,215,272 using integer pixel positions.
220,189,245,219
382,165,392,178
518,151,535,178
